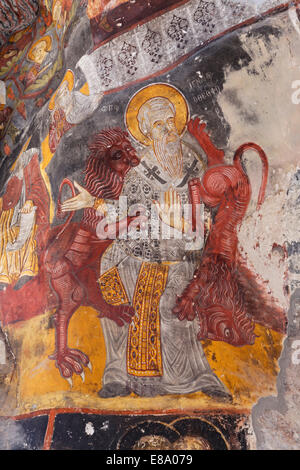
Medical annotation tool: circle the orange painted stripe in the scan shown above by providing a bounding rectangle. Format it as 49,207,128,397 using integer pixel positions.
43,409,56,451
9,406,250,422
6,406,250,450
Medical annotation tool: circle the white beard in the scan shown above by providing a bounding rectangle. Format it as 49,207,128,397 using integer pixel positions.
153,134,183,180
54,89,73,115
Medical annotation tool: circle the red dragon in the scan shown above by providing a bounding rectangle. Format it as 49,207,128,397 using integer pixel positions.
43,128,141,384
173,118,287,346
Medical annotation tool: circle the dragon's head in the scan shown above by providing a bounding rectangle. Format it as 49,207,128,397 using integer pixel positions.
197,305,256,346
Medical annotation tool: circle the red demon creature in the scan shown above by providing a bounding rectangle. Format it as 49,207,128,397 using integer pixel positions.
173,118,287,346
44,128,140,384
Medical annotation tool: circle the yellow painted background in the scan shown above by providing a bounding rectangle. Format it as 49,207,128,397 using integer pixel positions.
1,78,284,417
2,305,283,416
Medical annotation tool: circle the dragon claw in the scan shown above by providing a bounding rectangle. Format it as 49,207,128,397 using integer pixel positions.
66,377,73,388
50,348,91,382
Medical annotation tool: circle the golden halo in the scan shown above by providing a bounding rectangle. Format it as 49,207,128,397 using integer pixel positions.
28,35,52,62
125,83,189,146
48,69,74,111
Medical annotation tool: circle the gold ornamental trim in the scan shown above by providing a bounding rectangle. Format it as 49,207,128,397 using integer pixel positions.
99,266,129,306
127,261,169,377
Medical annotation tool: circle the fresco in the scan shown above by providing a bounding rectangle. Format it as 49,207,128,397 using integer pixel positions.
0,0,299,451
0,0,39,47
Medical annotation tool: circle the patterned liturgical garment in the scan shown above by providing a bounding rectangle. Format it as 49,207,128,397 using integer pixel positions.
99,142,229,397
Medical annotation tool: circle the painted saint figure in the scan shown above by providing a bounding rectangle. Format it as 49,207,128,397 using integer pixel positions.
56,84,230,399
86,0,128,19
19,36,52,89
97,84,231,399
51,0,73,36
48,70,103,154
0,140,50,291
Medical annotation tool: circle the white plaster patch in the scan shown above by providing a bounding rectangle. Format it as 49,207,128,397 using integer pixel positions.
100,420,109,431
85,422,95,436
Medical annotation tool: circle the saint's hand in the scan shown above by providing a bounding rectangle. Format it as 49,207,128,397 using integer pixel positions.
153,188,190,233
61,181,95,212
20,200,34,214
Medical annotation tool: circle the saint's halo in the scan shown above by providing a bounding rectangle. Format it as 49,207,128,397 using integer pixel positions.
125,83,189,146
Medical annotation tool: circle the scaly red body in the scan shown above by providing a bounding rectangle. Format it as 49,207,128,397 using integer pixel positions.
44,128,140,382
173,119,286,346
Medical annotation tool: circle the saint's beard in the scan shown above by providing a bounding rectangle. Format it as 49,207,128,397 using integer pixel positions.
54,88,72,114
153,133,183,180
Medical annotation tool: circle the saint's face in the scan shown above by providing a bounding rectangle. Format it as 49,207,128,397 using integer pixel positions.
53,81,74,117
148,108,179,144
146,104,183,179
31,42,48,65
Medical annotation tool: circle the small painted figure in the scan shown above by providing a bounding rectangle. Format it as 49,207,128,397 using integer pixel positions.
19,36,52,89
0,143,50,291
48,70,103,154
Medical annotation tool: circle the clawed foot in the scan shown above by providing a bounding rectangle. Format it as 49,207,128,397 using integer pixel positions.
49,348,92,386
98,304,135,326
173,296,197,321
187,117,208,141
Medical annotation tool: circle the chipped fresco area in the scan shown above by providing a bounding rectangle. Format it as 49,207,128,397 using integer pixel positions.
218,11,299,310
0,0,299,450
243,4,300,449
217,5,300,448
252,173,300,449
